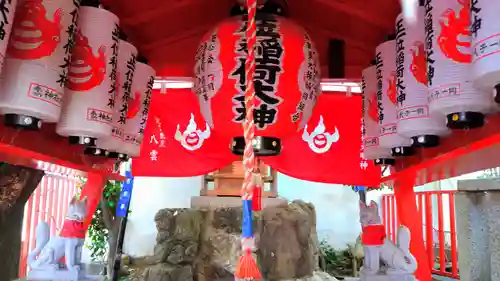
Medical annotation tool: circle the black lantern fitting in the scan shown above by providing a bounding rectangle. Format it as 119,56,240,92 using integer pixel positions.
446,111,484,130
391,146,414,157
231,136,281,156
106,151,129,161
68,136,97,146
137,55,148,64
230,0,288,17
410,134,440,148
4,114,42,130
494,84,500,104
84,147,108,157
374,158,395,166
80,0,100,7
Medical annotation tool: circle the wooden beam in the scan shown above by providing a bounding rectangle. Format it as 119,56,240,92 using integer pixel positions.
140,25,210,52
313,0,396,31
0,120,123,180
205,174,275,182
118,0,233,26
301,23,374,53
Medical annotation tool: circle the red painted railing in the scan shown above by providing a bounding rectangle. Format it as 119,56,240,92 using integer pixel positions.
382,190,459,279
18,161,80,277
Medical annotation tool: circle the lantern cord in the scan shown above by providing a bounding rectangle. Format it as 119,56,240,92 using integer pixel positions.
235,0,261,280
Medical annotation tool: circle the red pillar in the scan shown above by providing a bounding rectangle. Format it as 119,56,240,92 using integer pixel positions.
393,172,432,281
79,172,106,230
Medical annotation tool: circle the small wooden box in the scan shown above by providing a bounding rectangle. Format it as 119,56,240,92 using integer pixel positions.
202,160,277,197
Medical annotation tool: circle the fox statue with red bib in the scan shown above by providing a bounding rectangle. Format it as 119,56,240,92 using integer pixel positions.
358,200,418,281
27,196,89,281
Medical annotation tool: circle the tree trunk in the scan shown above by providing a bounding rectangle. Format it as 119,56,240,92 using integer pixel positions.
0,164,44,281
106,231,118,280
100,197,120,280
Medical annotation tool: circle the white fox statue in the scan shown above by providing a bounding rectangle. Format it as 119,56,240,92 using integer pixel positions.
27,196,88,281
359,200,417,280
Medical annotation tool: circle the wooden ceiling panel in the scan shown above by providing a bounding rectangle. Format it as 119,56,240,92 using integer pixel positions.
107,0,401,79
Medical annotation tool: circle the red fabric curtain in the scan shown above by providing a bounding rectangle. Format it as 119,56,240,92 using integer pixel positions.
264,94,381,186
132,89,238,177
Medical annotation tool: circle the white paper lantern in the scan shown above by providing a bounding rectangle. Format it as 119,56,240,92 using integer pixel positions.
94,39,137,159
375,39,413,156
425,0,491,129
470,0,500,93
361,65,394,165
0,0,16,70
56,6,120,146
395,10,449,148
0,0,77,130
122,61,155,157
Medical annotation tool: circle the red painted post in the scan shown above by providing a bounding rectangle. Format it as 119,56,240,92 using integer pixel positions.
424,193,434,271
393,173,432,281
448,192,459,278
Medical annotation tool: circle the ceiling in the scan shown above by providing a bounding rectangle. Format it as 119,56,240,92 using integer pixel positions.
104,0,401,79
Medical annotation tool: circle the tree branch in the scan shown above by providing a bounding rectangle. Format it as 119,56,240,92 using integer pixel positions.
100,195,115,234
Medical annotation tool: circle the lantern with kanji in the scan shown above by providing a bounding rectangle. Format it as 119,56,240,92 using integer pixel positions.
0,0,16,72
470,0,500,102
425,0,491,129
122,57,156,157
0,0,78,130
56,3,120,146
193,14,321,156
91,38,137,160
362,64,394,166
375,39,413,157
395,10,449,148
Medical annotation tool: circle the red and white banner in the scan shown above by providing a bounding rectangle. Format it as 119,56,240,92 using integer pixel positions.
264,94,381,186
132,89,237,177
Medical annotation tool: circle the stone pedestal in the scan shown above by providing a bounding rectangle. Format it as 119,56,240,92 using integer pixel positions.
456,179,500,281
190,196,287,209
343,273,417,281
27,268,103,281
359,274,416,281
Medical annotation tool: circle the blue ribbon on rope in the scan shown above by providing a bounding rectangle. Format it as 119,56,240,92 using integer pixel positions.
242,199,253,238
353,185,365,192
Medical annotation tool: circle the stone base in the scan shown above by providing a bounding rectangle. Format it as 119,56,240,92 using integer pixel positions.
190,196,287,209
360,273,416,281
27,267,103,281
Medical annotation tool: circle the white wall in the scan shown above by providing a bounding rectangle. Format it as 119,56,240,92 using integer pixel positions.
82,176,202,263
122,176,203,257
117,173,366,256
277,174,363,249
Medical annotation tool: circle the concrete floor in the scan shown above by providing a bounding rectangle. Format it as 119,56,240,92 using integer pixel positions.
432,275,457,281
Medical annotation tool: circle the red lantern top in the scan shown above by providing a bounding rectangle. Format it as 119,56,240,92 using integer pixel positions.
193,14,321,140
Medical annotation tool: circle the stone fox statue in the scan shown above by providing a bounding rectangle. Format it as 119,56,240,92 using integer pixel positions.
28,196,88,271
359,200,417,275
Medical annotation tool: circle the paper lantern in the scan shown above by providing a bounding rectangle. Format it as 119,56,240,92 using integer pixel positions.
0,0,16,70
470,0,500,99
425,0,491,129
121,58,156,157
0,0,78,130
193,14,321,156
375,40,413,157
395,10,449,148
90,39,137,159
56,5,120,146
361,65,394,166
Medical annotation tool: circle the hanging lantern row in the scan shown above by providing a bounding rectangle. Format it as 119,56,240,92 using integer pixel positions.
362,0,500,166
0,0,156,160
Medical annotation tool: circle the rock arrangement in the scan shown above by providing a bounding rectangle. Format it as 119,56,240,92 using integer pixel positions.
127,200,339,281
